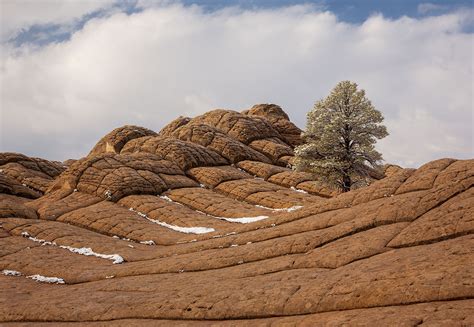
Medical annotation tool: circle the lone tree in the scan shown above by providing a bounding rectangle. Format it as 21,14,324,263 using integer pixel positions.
294,81,388,192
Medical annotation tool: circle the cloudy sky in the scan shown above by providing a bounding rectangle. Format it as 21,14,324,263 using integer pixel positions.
1,0,472,167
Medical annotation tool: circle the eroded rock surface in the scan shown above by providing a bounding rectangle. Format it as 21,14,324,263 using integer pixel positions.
1,105,472,325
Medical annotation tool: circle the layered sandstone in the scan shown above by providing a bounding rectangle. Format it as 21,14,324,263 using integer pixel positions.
0,104,472,325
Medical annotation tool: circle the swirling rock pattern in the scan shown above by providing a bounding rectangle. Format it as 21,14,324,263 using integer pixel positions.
0,105,472,325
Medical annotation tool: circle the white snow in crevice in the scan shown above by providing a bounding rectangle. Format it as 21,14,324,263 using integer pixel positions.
21,231,124,264
130,208,215,234
112,235,133,242
255,204,303,212
3,270,65,284
290,186,308,194
155,190,275,225
2,269,21,276
27,274,65,284
285,205,304,212
195,209,269,224
140,240,156,245
59,246,124,264
21,231,56,245
104,190,112,199
213,215,269,223
159,195,175,203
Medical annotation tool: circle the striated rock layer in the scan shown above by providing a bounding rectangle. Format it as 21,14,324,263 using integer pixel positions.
0,104,473,326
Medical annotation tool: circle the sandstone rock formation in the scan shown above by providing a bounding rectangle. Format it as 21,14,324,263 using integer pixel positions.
0,105,472,325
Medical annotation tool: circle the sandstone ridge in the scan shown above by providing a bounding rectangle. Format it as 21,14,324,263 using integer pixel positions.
0,104,473,325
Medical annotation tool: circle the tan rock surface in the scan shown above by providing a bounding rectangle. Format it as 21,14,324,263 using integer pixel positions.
0,152,65,195
0,106,472,325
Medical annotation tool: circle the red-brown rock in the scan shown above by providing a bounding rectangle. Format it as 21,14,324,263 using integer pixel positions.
0,106,472,325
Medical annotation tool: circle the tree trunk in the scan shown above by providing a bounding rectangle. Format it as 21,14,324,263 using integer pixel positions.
342,174,351,192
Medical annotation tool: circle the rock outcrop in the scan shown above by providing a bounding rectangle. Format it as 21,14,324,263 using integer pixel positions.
0,105,472,325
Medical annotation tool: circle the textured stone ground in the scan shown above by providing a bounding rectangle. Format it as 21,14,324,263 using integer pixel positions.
0,104,473,325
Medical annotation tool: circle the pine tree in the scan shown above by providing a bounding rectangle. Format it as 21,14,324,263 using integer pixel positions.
294,81,388,192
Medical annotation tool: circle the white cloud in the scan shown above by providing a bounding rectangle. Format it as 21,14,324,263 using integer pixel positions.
0,0,116,41
0,3,472,167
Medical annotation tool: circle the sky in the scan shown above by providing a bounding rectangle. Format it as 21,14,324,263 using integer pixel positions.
0,0,473,168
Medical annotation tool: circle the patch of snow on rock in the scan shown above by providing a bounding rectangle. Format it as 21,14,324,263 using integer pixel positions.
59,246,124,264
291,186,308,193
255,204,303,212
27,274,65,284
214,215,269,223
159,195,174,202
130,208,215,234
21,231,124,264
2,269,21,276
140,240,156,245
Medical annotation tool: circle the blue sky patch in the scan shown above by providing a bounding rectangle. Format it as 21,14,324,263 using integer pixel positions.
7,0,473,47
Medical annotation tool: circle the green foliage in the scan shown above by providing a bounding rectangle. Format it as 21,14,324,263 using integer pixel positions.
294,81,388,192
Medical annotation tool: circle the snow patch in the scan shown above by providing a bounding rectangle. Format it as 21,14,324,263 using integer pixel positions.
27,274,65,284
157,193,273,225
286,205,304,212
113,235,133,242
159,195,174,202
2,269,21,276
104,190,112,200
255,204,303,212
214,215,269,223
291,186,308,194
21,231,124,264
59,246,124,264
195,210,269,224
140,240,155,245
130,208,214,234
21,231,56,246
